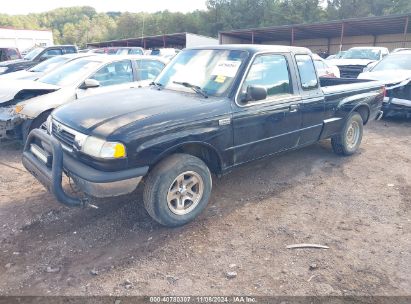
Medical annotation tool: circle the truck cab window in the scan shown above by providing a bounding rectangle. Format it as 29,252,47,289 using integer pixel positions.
295,55,319,90
90,60,133,86
241,54,292,102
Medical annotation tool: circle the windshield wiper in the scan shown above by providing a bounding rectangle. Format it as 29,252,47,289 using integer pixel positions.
150,81,163,90
173,81,208,98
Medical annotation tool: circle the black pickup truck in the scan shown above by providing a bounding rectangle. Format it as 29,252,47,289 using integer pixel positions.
0,45,77,75
22,45,384,227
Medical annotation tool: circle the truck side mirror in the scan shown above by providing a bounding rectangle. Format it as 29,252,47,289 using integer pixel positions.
242,85,267,103
82,79,100,89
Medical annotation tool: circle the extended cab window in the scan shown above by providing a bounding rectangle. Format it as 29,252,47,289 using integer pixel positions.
241,54,292,101
295,55,318,90
89,60,133,87
136,60,165,81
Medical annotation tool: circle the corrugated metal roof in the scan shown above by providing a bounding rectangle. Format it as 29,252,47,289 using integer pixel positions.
219,14,411,42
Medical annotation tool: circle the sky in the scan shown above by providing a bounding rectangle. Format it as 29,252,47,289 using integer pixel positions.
1,0,208,15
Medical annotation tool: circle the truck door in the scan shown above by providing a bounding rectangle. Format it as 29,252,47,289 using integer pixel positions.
294,54,325,146
231,53,302,165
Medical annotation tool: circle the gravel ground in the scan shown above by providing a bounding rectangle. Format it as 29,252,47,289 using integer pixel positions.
0,117,410,296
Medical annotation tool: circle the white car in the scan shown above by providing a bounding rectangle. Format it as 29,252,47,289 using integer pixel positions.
358,50,411,116
0,55,169,140
0,53,95,81
328,47,389,78
313,54,340,78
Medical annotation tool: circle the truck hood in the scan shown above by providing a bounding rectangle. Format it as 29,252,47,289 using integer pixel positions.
0,80,60,106
358,69,411,85
328,58,375,67
53,88,225,138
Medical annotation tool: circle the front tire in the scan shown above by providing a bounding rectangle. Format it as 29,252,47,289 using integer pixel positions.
331,112,363,156
143,154,212,227
22,111,50,144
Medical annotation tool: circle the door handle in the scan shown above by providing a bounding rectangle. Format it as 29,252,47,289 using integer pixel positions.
289,104,299,112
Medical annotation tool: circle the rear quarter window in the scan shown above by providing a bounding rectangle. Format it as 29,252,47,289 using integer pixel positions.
295,55,319,90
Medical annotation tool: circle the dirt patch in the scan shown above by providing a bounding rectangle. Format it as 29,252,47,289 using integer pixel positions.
0,118,410,296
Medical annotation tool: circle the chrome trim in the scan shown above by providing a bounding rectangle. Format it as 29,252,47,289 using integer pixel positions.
51,119,88,150
30,144,48,164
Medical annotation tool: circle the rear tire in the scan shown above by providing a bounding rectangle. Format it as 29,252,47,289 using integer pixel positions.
143,154,212,227
331,112,363,156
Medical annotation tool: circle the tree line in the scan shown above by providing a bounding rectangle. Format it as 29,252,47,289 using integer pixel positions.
0,0,410,48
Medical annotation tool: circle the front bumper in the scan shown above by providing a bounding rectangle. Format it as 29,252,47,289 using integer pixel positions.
383,97,411,113
22,129,149,207
0,108,22,140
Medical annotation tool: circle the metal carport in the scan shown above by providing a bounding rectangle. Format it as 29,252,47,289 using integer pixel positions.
219,14,411,54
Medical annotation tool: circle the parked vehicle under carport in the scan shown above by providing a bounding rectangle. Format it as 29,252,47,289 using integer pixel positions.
358,50,411,117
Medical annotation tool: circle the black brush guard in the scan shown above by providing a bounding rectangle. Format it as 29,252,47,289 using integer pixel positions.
22,128,85,207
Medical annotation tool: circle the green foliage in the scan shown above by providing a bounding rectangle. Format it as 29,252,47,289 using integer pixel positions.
0,1,409,48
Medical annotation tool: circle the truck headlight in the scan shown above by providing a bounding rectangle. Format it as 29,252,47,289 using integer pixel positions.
82,136,126,159
0,67,8,74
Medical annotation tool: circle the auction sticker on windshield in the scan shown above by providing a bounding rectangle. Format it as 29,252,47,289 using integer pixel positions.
211,60,241,78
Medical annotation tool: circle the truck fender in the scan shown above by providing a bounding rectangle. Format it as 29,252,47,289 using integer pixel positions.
139,137,224,174
319,103,370,140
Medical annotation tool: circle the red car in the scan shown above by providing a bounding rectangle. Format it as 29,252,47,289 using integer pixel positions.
0,47,21,62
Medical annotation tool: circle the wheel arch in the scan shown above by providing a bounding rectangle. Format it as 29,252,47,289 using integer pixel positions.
351,104,370,125
153,141,223,175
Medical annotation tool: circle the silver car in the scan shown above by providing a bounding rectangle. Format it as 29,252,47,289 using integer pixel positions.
0,55,169,140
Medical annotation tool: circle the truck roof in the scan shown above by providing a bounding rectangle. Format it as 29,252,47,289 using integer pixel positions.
188,44,312,55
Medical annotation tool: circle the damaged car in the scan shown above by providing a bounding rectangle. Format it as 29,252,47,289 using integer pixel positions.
0,55,168,141
358,50,411,117
0,53,95,81
328,47,389,78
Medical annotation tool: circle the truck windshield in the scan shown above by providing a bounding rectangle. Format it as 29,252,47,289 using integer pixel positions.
29,56,69,73
342,48,381,61
156,49,248,97
38,58,101,87
372,54,411,71
23,48,44,60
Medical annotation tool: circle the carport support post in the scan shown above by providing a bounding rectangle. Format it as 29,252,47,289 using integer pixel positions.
291,27,295,46
327,37,331,54
403,16,409,47
339,22,345,52
251,31,255,44
163,35,166,48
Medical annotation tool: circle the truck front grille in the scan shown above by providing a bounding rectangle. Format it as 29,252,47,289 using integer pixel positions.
51,122,75,150
338,65,365,78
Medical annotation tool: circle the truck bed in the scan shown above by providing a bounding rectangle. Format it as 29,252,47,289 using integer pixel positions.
320,77,383,95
